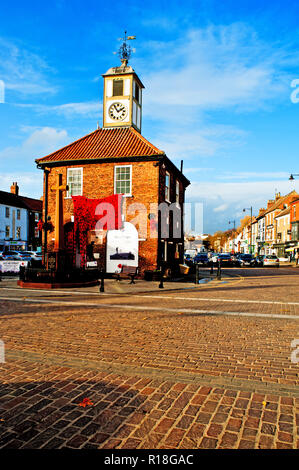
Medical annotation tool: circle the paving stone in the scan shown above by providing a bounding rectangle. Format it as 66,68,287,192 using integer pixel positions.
0,269,298,449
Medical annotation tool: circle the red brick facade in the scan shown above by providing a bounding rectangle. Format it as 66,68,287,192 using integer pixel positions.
39,146,189,273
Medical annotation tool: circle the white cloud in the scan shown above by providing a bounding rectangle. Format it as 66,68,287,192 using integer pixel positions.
15,100,101,118
214,204,228,213
138,22,295,165
0,127,70,163
218,171,290,181
186,179,298,233
0,37,57,98
0,171,43,199
139,23,293,119
187,179,296,204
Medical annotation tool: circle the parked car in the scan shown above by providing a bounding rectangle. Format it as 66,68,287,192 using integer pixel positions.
14,252,33,262
212,253,234,265
259,255,280,267
28,251,42,261
184,254,193,267
194,253,209,265
184,249,197,259
1,251,20,260
211,253,219,263
236,254,256,267
255,255,264,266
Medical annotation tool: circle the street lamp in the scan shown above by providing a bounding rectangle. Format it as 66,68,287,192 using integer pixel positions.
243,207,253,254
289,174,299,180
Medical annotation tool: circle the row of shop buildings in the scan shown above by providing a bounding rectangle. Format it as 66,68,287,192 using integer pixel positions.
221,190,299,258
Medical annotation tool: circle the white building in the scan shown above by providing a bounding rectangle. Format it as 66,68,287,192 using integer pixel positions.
0,183,42,252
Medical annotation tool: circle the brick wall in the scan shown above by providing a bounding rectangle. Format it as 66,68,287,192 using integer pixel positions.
43,160,160,271
42,158,187,272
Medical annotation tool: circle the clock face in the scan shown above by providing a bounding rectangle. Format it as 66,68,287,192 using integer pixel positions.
108,102,128,121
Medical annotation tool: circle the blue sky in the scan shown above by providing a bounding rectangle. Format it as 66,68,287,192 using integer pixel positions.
0,0,299,234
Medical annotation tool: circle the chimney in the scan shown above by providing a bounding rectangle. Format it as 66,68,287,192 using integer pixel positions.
10,182,19,196
267,199,274,209
275,192,281,200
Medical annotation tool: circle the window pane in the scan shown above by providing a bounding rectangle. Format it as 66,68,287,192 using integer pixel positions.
113,79,123,96
67,169,82,196
115,166,131,195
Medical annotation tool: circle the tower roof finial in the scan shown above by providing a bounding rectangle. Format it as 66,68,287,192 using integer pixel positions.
118,31,136,67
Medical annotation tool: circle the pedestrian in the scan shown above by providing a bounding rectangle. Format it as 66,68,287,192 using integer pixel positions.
296,250,299,266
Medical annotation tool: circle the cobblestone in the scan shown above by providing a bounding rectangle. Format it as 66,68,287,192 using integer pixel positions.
0,268,299,448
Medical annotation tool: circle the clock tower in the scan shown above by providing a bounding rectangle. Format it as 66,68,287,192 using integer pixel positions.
102,33,144,133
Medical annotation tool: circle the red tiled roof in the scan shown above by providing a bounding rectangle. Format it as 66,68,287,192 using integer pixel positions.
36,127,165,164
20,196,42,212
275,206,290,218
264,190,299,215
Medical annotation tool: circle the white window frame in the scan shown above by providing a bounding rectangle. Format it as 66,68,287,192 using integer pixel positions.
114,165,132,197
165,172,170,203
66,167,83,198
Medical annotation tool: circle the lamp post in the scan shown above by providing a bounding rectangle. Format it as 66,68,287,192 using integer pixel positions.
243,207,253,254
228,220,236,231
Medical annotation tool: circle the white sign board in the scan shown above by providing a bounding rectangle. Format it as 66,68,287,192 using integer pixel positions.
106,222,138,273
0,260,29,273
86,261,98,268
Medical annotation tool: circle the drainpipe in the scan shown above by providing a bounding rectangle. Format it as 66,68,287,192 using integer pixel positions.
37,165,49,266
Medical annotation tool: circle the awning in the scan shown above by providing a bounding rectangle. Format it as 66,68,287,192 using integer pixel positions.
285,245,299,252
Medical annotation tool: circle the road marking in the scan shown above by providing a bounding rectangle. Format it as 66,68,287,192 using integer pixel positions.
2,285,299,306
0,296,298,320
135,295,299,306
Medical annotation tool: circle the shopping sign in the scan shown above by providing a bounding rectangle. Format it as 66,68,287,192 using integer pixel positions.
0,260,29,273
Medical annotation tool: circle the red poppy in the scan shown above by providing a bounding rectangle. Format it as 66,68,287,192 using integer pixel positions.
78,397,93,407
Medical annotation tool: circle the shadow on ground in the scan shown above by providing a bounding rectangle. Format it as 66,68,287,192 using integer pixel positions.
0,377,146,449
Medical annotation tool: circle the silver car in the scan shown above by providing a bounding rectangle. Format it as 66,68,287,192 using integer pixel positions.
261,255,280,267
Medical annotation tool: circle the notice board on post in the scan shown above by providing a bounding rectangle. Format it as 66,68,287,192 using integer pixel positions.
106,222,138,273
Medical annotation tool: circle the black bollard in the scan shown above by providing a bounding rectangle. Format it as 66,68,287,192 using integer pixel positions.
210,262,214,275
99,269,105,292
159,263,164,289
195,263,199,284
19,265,25,281
217,260,222,280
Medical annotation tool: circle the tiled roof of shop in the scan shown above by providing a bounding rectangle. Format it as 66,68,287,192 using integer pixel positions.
275,206,290,218
0,191,42,212
264,190,299,215
36,127,165,164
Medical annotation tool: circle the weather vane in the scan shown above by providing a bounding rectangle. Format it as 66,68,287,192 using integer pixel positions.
116,31,136,66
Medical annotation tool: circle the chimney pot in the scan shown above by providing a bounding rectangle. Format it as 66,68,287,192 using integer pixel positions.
10,182,19,196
